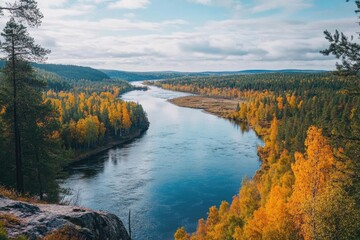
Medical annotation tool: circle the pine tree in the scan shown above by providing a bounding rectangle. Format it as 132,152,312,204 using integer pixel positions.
321,1,360,75
0,18,49,193
0,0,43,27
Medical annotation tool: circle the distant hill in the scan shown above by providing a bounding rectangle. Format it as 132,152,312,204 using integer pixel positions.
100,70,187,81
33,63,110,81
100,69,326,81
0,61,110,81
0,60,325,82
201,69,326,75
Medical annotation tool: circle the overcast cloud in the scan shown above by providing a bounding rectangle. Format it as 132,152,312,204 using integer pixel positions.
0,0,357,71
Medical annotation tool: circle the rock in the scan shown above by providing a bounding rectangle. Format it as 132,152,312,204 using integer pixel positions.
0,196,130,240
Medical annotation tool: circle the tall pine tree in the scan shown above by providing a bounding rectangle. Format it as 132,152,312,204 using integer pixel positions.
0,18,49,193
0,18,67,201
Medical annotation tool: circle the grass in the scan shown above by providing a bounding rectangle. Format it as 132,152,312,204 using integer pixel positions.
0,222,27,240
0,186,42,204
169,96,241,117
0,214,21,227
43,225,85,240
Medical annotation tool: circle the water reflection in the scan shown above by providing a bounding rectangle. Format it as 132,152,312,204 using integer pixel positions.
61,83,263,240
227,119,251,134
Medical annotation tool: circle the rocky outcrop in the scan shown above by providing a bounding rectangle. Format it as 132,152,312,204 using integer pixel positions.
0,196,130,240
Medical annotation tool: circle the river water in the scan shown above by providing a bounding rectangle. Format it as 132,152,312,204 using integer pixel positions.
61,83,263,240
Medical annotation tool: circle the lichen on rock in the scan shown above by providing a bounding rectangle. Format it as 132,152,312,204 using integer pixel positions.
0,196,130,240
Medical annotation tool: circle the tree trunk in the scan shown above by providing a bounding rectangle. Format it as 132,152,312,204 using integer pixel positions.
35,146,43,200
12,33,23,193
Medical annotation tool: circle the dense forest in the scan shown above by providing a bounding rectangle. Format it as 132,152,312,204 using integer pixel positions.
33,63,110,81
0,0,359,239
101,69,187,81
0,61,111,81
148,72,360,239
0,11,149,204
102,69,323,82
0,64,149,201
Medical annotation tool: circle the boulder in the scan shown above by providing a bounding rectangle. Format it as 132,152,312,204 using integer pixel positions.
0,196,130,240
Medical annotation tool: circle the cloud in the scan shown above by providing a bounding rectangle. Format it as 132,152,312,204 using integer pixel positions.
181,41,249,56
108,0,150,9
252,0,312,13
37,0,68,8
179,37,267,57
28,16,356,71
189,0,241,9
189,0,312,14
35,20,334,70
191,0,218,5
0,0,353,71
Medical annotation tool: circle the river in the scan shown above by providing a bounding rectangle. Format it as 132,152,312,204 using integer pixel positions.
61,83,263,240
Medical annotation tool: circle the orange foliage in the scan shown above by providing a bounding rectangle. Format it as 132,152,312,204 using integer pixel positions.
44,88,145,150
288,126,344,240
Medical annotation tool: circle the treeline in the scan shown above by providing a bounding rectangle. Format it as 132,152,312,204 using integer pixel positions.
102,69,188,81
33,63,110,81
103,69,323,82
154,73,360,239
149,73,357,96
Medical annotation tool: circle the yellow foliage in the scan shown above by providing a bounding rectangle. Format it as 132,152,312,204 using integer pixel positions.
121,103,132,130
276,96,284,110
174,227,190,240
243,207,267,240
288,126,348,240
238,179,260,221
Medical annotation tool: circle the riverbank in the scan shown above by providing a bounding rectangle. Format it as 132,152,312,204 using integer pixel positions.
71,128,148,163
168,96,242,118
61,85,263,239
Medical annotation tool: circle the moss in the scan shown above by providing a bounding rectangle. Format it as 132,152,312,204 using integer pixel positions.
0,223,27,240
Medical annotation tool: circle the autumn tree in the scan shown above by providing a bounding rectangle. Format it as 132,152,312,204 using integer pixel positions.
194,219,207,240
121,103,132,133
206,206,220,234
238,178,260,220
45,89,148,151
242,184,297,240
174,227,190,240
289,126,358,239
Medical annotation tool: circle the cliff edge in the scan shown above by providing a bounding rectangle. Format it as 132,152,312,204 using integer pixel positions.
0,196,130,240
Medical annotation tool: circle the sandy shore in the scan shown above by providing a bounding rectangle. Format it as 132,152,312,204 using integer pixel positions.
168,96,241,118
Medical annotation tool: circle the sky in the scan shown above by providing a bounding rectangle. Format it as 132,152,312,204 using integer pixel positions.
0,0,358,72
